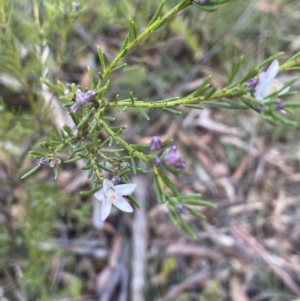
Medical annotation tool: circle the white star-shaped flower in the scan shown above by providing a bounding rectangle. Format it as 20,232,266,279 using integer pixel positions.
93,179,136,224
254,59,290,101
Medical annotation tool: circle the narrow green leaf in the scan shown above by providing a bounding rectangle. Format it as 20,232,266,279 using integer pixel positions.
227,56,243,86
167,206,179,227
87,168,94,179
41,78,64,93
184,104,204,109
187,207,206,219
190,76,212,97
29,151,46,158
183,199,216,208
53,167,58,180
80,185,101,195
120,33,129,54
98,163,113,172
162,107,182,115
64,156,81,163
128,18,137,41
270,111,297,126
193,3,218,12
97,47,106,70
158,170,180,196
148,0,165,26
87,66,95,89
284,101,300,108
77,110,93,130
130,154,137,174
153,174,165,203
21,166,40,179
63,125,73,136
204,86,217,99
127,195,141,210
178,215,197,239
102,116,116,121
111,63,127,73
136,108,150,120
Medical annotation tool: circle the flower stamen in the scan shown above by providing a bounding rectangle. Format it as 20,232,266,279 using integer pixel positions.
104,187,118,202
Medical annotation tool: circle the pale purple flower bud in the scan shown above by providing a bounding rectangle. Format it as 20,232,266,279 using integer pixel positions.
200,0,210,3
177,204,187,214
123,162,131,169
112,176,121,185
38,157,48,167
150,136,162,151
275,99,284,112
164,146,181,165
164,146,186,171
153,156,161,166
85,90,96,102
246,78,258,89
70,104,79,114
75,92,89,106
173,160,186,171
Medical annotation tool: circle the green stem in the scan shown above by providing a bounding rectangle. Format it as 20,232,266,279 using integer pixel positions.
94,114,150,162
96,0,192,88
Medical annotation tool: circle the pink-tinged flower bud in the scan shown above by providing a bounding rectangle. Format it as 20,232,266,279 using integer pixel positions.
275,99,284,112
38,157,48,167
246,78,258,89
112,176,122,185
153,156,161,166
150,136,162,151
122,162,131,169
85,90,96,102
49,161,56,168
177,204,187,214
164,146,186,171
75,92,89,106
200,0,210,3
70,104,79,114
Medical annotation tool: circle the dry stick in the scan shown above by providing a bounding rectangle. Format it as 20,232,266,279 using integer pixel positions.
231,222,300,296
131,175,148,301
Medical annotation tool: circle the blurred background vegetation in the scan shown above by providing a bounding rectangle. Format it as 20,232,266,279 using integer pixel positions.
1,0,300,300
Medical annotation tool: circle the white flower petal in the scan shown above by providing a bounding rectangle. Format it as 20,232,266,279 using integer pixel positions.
265,59,279,83
101,199,112,221
114,183,136,196
93,199,104,229
114,196,133,212
94,189,105,201
103,179,113,191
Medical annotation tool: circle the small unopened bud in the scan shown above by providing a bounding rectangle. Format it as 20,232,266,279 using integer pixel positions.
75,92,89,106
246,78,258,89
177,204,187,214
112,176,121,185
70,104,79,114
122,162,131,169
149,136,162,151
49,161,56,168
85,90,96,102
200,0,210,4
38,157,48,167
153,156,161,166
164,146,186,171
275,99,284,112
